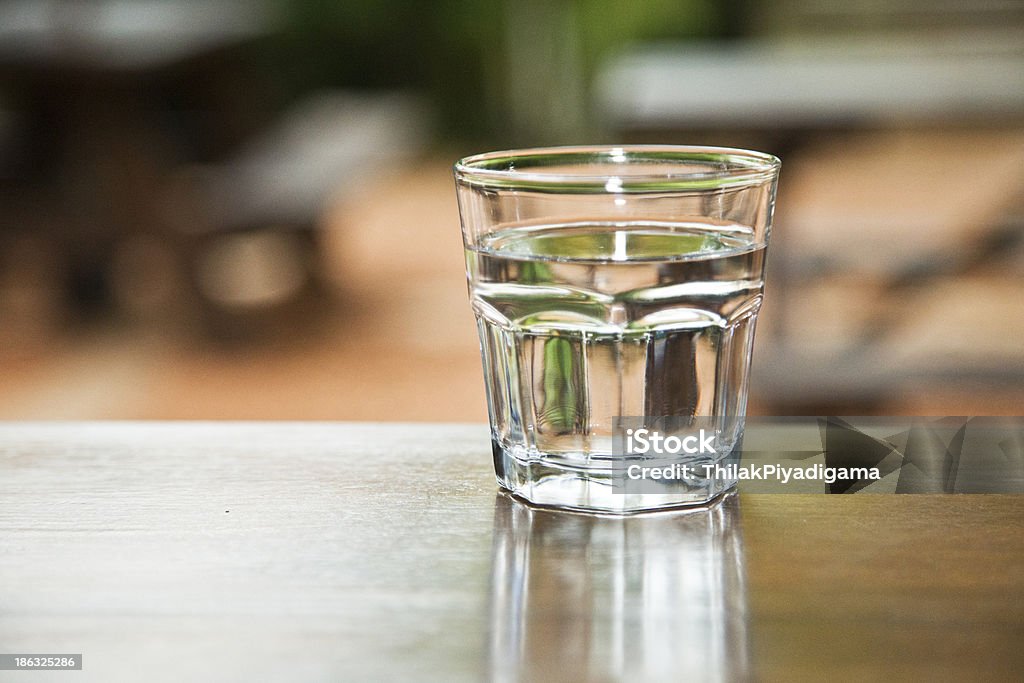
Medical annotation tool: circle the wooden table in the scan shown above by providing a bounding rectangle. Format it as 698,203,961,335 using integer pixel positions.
1,423,1021,682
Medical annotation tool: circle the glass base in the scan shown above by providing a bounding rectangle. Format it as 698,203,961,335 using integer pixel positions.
492,439,738,514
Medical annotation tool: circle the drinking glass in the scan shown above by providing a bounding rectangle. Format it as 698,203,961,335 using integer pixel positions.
455,146,780,513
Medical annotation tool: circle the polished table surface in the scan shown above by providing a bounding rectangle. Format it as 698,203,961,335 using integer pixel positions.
0,423,1021,682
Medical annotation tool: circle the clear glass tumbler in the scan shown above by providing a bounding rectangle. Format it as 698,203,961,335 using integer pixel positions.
455,146,780,513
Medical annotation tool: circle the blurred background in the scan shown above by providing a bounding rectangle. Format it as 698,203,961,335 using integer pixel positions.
0,0,1022,420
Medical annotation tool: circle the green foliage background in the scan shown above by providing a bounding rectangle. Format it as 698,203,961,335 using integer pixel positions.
269,0,725,144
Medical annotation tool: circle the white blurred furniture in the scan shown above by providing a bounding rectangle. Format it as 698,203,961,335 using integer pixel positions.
597,37,1024,131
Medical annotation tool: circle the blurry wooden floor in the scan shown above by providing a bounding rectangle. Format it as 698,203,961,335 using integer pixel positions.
1,144,1023,420
0,158,488,421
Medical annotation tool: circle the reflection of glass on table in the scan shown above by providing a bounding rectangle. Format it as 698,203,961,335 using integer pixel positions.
488,492,750,682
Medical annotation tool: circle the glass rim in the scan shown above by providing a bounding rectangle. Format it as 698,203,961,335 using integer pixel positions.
454,144,780,193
